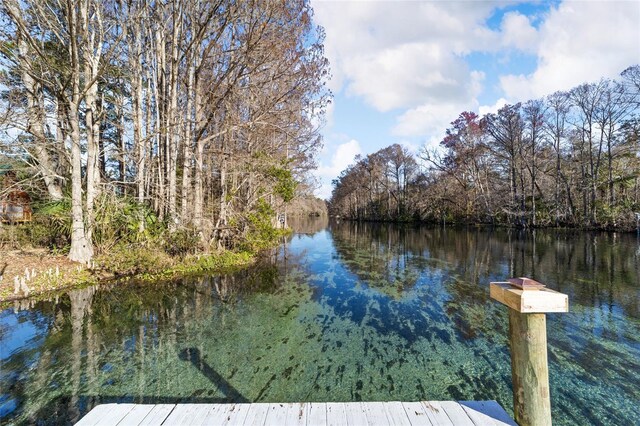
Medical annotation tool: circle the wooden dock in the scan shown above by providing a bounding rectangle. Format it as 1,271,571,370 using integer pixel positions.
76,401,516,425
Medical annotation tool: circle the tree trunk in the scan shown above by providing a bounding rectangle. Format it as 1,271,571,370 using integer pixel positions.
80,0,103,246
67,0,93,264
180,59,195,222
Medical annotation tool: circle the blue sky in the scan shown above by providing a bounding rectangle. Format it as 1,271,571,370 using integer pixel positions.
309,0,640,199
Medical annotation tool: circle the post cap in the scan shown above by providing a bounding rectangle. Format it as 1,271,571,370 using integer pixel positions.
490,279,568,313
507,277,546,290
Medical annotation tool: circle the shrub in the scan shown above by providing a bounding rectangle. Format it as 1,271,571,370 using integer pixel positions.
240,199,285,252
23,200,72,251
93,194,165,251
162,228,200,257
96,244,172,276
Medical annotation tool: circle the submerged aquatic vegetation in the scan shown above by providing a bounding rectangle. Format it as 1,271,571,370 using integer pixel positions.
1,223,639,425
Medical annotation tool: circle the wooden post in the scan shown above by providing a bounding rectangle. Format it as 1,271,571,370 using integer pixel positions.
490,278,568,426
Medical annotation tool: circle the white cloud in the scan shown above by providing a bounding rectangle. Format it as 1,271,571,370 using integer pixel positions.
479,97,509,117
312,0,501,110
320,139,361,176
394,101,473,140
392,70,484,138
499,2,640,101
314,138,363,199
500,11,538,53
346,43,476,111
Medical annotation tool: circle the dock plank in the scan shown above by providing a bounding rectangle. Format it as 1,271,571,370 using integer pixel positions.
438,401,474,426
421,401,454,426
344,402,367,426
77,401,515,425
137,404,175,425
459,401,517,426
198,404,234,424
77,403,135,426
400,402,433,425
306,402,327,426
163,404,213,425
140,404,176,426
381,402,412,426
287,402,308,426
116,404,155,425
220,403,252,426
239,403,270,426
76,404,117,426
264,403,292,425
325,403,347,426
362,402,390,425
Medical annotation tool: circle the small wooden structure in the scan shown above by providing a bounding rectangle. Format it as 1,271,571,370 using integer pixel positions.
77,400,516,425
491,277,569,426
0,189,32,223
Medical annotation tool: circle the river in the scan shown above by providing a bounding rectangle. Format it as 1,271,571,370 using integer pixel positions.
1,218,639,424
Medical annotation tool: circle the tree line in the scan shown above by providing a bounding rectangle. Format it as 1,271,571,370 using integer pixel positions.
0,0,330,263
329,66,640,230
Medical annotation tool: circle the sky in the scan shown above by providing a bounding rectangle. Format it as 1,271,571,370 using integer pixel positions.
309,0,640,199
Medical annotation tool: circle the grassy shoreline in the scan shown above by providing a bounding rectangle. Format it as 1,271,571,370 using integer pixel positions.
0,249,256,305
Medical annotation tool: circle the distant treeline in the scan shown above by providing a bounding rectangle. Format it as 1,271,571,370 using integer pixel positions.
329,66,640,230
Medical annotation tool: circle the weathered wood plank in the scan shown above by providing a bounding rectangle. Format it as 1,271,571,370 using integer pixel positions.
264,403,293,425
344,402,368,426
420,401,454,426
459,401,517,426
78,401,515,425
306,402,327,426
115,404,155,425
240,403,270,426
325,403,347,426
400,402,432,425
287,402,308,426
162,404,213,425
219,403,252,426
82,403,135,426
76,404,117,426
438,402,474,426
194,404,229,424
137,404,176,425
381,402,412,426
362,402,389,425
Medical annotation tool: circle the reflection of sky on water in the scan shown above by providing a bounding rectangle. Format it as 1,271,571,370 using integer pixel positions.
0,221,639,425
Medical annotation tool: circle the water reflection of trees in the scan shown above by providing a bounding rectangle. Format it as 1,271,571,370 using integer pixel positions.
3,224,639,424
328,222,507,341
329,222,640,329
287,215,329,235
2,266,290,424
329,221,420,298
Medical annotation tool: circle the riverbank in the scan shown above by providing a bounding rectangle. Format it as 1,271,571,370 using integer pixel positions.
332,217,639,233
0,248,255,303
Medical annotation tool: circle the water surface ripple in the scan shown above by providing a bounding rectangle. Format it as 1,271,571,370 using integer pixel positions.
1,220,639,425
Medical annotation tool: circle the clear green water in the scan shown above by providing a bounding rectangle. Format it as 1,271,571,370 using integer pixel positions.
1,220,639,425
